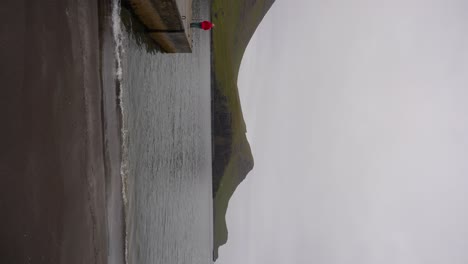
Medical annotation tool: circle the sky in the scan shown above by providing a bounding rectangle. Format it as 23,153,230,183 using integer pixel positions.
217,0,468,263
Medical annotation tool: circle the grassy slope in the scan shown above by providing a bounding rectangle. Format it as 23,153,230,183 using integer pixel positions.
211,0,275,260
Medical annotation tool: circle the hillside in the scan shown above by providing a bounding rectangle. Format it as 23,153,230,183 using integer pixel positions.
211,0,275,260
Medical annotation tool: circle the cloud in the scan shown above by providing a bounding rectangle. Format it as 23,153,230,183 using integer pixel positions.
218,1,468,263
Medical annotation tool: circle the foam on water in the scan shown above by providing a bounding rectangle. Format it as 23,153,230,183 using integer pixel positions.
111,0,129,262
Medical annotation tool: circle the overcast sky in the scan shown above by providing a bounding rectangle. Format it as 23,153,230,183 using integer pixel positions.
217,0,468,263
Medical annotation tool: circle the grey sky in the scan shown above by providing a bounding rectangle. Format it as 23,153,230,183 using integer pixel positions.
217,0,468,263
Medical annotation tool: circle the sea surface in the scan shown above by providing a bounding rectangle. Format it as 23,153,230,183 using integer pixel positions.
111,0,214,263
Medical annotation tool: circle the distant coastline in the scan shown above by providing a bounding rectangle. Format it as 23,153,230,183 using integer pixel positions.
210,0,276,260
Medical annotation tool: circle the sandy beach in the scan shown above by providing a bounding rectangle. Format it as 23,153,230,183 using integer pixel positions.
0,0,124,263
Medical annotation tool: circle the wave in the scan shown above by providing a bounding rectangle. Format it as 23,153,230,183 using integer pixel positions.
111,0,129,263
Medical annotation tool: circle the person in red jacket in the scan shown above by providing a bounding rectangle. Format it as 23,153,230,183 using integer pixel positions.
190,20,215,30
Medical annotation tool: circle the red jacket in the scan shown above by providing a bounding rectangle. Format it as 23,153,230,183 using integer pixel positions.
200,21,214,30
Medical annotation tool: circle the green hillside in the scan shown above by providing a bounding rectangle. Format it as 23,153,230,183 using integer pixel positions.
210,0,275,260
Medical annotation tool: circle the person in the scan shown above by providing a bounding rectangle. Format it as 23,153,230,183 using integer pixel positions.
190,20,215,30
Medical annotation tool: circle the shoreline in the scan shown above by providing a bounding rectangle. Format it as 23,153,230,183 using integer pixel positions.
0,0,125,263
99,0,127,263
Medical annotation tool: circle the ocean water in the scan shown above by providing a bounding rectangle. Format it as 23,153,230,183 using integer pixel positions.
112,0,213,263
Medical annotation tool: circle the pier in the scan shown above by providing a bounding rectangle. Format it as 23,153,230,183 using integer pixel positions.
125,0,193,53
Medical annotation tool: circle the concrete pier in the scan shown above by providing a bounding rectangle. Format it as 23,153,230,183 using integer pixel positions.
126,0,193,53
